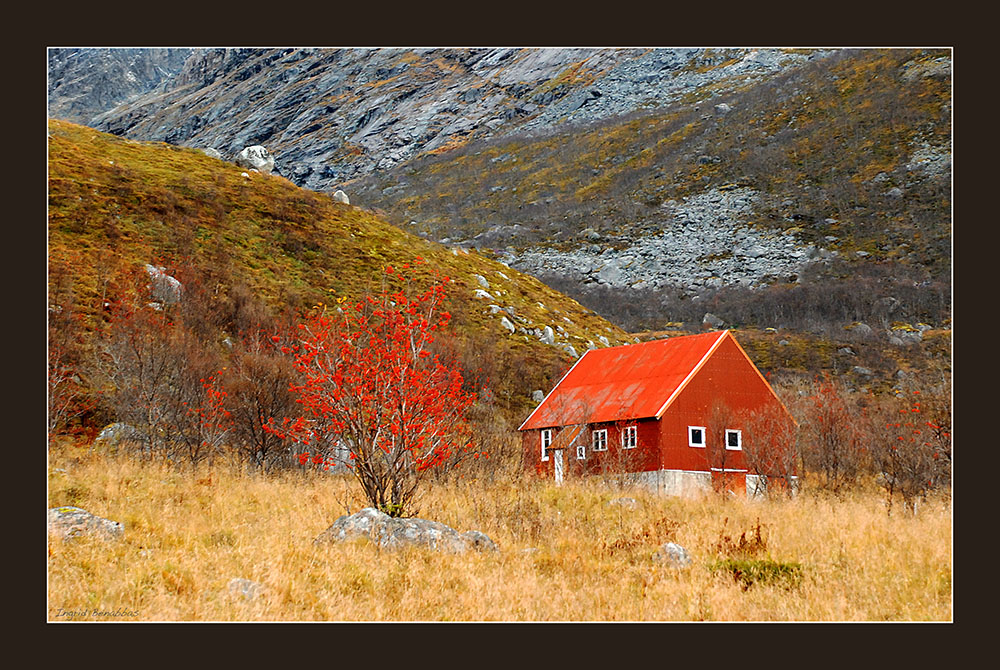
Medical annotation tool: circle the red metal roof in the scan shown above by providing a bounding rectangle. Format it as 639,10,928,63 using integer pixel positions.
519,330,729,431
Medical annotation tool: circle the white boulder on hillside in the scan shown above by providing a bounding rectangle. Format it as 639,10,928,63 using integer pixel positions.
332,189,350,205
144,264,182,304
235,145,275,174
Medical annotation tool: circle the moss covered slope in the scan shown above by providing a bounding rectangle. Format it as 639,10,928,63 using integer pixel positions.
48,119,630,419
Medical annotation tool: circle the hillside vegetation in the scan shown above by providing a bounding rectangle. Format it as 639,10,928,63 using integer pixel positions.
48,119,630,428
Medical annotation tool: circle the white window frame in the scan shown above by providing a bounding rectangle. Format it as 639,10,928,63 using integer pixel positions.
725,429,742,451
688,425,706,448
576,443,586,460
541,429,552,461
592,428,608,452
622,425,637,449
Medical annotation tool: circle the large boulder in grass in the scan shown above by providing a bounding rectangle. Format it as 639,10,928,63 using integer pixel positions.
48,506,123,541
314,507,497,553
235,145,275,174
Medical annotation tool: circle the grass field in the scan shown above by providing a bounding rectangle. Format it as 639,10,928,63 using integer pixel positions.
46,438,951,622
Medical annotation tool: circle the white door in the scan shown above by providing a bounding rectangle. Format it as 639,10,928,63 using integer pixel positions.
554,449,564,485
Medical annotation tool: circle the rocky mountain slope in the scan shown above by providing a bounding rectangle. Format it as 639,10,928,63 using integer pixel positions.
46,47,951,363
47,48,193,125
50,47,826,192
351,48,952,332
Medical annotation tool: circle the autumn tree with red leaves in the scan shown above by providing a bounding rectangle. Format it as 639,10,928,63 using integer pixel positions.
871,387,951,514
268,261,480,517
800,375,867,493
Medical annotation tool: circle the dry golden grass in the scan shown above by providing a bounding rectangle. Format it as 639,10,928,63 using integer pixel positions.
47,441,951,622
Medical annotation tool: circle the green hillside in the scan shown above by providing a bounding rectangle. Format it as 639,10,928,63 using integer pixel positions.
47,119,631,425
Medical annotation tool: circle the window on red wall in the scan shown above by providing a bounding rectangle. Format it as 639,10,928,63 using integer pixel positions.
592,428,608,451
541,429,552,461
622,425,637,449
689,426,706,448
725,429,742,450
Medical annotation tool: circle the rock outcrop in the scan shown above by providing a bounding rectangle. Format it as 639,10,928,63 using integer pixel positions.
48,506,123,541
234,145,275,175
314,507,498,553
71,48,827,192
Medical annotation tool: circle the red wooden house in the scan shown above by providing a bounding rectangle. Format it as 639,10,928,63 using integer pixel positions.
519,330,797,497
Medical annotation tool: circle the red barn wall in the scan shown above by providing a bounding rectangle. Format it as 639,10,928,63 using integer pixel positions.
658,334,788,473
522,419,662,477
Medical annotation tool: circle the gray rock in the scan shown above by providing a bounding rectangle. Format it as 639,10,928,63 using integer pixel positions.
653,542,691,568
500,315,515,333
608,497,639,509
531,389,545,403
474,289,493,300
714,103,732,114
228,577,265,600
331,189,350,205
885,187,904,198
144,264,182,304
462,530,499,552
849,322,874,339
200,147,223,159
314,507,497,553
473,274,490,290
48,506,123,541
539,325,556,345
894,330,923,345
851,366,873,376
234,145,275,175
703,312,725,329
94,422,148,450
838,347,856,356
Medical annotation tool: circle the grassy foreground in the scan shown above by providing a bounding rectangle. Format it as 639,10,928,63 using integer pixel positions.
47,441,951,622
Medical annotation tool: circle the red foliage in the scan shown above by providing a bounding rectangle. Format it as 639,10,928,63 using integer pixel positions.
267,261,479,516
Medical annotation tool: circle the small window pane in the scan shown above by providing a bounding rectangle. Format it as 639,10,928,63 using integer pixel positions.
726,430,741,450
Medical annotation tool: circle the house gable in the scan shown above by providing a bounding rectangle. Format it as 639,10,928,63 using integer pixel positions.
655,332,793,473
